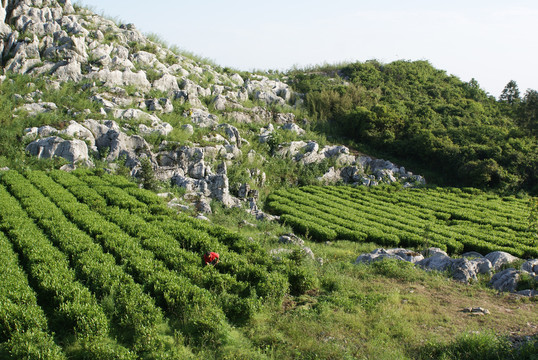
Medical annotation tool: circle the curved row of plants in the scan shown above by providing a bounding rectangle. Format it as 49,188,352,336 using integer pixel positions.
0,231,66,360
72,169,308,300
312,186,536,252
0,179,138,359
267,185,538,257
0,169,320,357
17,170,245,349
48,170,281,321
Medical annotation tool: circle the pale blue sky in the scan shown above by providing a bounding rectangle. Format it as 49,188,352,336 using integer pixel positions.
76,0,538,97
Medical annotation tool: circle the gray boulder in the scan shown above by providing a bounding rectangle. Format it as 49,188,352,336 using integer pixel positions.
279,234,305,246
259,124,274,143
91,94,117,109
237,183,250,199
131,51,157,67
302,246,315,260
113,108,159,122
281,122,305,135
195,196,212,214
462,251,484,259
468,257,493,274
53,59,82,82
416,253,452,272
389,249,424,263
153,73,180,94
145,98,174,113
89,68,151,92
181,124,194,135
83,119,151,166
23,125,58,139
231,73,244,85
485,251,519,271
490,268,520,292
61,121,96,146
450,258,478,283
355,248,412,264
188,160,209,179
211,94,227,111
171,166,240,209
26,136,90,164
521,259,538,275
17,102,57,115
422,247,449,257
206,173,240,207
516,290,538,297
318,167,342,185
218,124,243,147
138,122,173,137
189,108,219,128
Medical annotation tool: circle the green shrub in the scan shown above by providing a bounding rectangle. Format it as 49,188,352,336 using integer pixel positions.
418,331,531,360
288,266,319,296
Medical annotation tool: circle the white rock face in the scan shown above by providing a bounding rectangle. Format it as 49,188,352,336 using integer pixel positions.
17,102,58,115
153,73,180,93
355,248,424,264
188,108,219,128
485,251,519,271
61,120,96,146
26,136,90,164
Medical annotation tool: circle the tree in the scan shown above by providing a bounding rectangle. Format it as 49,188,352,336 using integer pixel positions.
139,157,157,191
519,89,538,134
499,80,520,104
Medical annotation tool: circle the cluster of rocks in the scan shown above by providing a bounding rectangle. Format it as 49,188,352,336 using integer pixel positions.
275,139,426,186
0,0,295,112
355,248,538,296
2,0,428,214
0,0,309,210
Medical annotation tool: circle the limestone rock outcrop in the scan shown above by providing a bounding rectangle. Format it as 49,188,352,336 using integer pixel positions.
355,248,537,296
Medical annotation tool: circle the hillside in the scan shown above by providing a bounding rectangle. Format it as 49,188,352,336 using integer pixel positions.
288,61,538,193
0,0,537,359
1,168,537,359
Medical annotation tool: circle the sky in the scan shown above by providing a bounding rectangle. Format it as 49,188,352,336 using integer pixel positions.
75,0,538,98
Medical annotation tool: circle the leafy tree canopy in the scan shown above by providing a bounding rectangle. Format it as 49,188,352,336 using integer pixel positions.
287,60,538,193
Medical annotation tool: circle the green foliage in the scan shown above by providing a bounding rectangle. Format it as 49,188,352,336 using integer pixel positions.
287,265,319,296
139,157,158,191
517,272,538,292
500,80,521,105
419,332,538,360
288,60,538,193
267,185,537,257
0,74,102,170
0,169,305,356
530,197,538,239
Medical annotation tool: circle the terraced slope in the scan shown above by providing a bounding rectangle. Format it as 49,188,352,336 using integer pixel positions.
0,169,302,359
267,186,538,257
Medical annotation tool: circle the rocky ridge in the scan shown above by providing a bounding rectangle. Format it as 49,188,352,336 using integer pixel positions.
1,0,425,214
356,248,538,296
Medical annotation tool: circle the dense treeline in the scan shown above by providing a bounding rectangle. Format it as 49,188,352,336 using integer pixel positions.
288,60,538,193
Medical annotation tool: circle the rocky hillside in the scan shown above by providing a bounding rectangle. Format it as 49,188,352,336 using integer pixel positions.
0,0,424,214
